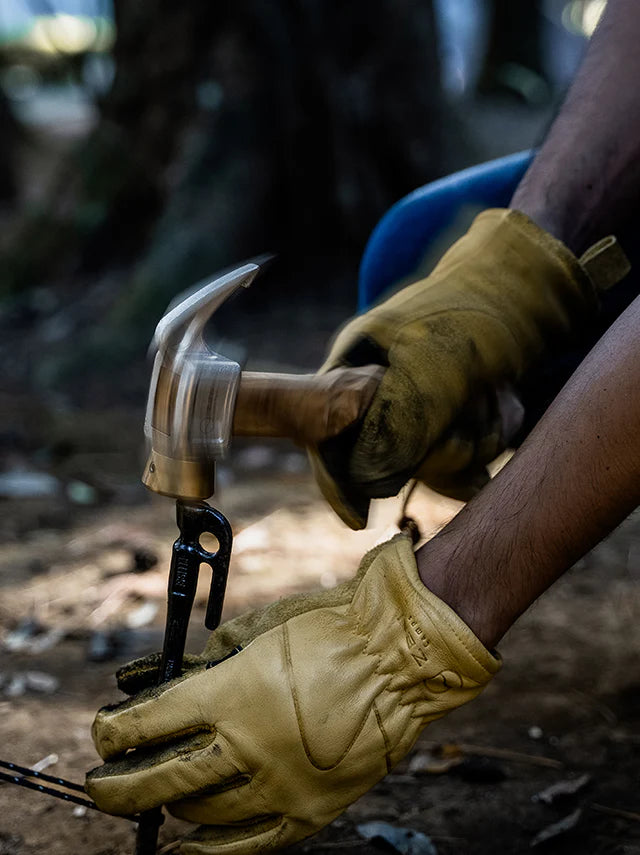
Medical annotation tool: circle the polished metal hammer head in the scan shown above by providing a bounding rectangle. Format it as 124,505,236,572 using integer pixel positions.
142,257,269,499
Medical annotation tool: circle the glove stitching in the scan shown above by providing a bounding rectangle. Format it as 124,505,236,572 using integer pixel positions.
372,699,393,774
346,596,492,721
283,622,375,772
353,609,466,741
426,614,495,679
506,209,597,298
347,599,443,722
396,546,499,679
347,562,453,690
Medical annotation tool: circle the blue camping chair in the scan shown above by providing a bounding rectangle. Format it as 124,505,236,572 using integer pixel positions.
358,150,534,310
356,148,636,437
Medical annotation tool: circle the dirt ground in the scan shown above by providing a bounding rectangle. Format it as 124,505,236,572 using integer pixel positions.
0,408,639,855
1,72,639,855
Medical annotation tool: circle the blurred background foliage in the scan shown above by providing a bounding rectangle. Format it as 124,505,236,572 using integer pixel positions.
0,0,603,410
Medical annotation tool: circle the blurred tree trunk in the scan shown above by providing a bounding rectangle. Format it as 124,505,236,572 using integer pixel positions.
1,1,216,291
2,0,446,341
0,90,20,204
480,1,548,101
117,0,447,340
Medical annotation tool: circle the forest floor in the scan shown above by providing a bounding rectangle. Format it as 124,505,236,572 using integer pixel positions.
1,89,640,855
0,402,639,855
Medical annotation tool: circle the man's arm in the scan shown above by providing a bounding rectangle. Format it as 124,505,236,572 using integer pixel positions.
417,288,640,649
310,1,637,530
85,8,640,852
86,286,640,855
511,0,640,251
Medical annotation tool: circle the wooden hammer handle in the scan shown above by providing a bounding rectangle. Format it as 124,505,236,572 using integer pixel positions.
232,365,383,444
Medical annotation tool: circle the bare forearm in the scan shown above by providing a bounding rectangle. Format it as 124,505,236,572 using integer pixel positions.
511,0,640,252
417,291,640,648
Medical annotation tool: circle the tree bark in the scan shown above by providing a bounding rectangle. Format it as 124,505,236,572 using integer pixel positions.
2,0,447,364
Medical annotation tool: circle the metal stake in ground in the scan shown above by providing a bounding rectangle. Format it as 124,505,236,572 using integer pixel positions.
135,500,232,855
136,258,381,853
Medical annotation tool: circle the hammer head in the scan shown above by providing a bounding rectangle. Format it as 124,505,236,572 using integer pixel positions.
142,258,268,499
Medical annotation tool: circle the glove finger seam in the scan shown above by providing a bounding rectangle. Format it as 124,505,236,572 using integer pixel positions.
373,700,393,774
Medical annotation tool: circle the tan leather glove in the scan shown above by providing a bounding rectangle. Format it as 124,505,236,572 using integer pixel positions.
310,209,629,528
87,535,501,854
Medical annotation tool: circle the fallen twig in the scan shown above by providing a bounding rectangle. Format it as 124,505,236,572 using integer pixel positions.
591,803,640,823
157,841,182,854
418,741,563,770
458,743,563,769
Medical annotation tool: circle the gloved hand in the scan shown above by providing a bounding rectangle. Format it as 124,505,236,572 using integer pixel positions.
87,535,501,854
310,209,629,528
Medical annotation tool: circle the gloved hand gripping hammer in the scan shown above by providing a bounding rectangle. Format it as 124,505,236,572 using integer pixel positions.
135,257,381,853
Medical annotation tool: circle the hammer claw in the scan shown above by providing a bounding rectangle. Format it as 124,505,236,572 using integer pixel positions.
143,257,381,501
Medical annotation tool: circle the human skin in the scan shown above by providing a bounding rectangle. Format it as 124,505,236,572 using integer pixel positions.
511,0,640,253
421,0,640,636
417,0,640,648
87,11,640,848
416,288,640,649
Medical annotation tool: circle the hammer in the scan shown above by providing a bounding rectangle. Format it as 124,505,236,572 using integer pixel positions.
135,257,380,853
142,256,381,500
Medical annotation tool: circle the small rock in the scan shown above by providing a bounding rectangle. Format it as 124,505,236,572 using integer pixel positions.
25,671,59,694
409,746,463,776
126,601,159,629
66,480,98,505
32,753,58,772
4,618,45,652
5,674,27,697
4,620,63,654
87,630,120,663
532,773,591,806
356,822,438,855
132,549,158,573
530,808,583,847
0,470,60,499
29,628,65,654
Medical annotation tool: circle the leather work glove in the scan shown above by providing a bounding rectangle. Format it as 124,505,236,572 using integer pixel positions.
87,535,501,854
310,209,629,528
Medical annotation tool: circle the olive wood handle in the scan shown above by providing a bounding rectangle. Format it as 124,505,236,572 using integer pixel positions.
233,365,383,444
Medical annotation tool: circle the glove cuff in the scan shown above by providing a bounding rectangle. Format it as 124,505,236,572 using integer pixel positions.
350,535,501,706
498,207,630,298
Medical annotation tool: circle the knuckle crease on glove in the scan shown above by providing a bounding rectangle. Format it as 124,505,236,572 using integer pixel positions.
88,730,219,781
93,718,216,763
181,815,285,850
136,723,217,753
180,772,253,800
89,535,502,851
